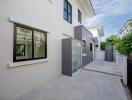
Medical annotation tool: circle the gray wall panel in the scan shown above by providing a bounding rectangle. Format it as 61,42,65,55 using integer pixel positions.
62,38,72,76
74,25,93,67
74,26,82,40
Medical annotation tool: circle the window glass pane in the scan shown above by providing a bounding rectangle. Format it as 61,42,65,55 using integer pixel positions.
34,31,46,58
68,4,71,14
63,0,72,24
68,14,72,23
16,27,32,60
64,10,68,20
64,0,67,10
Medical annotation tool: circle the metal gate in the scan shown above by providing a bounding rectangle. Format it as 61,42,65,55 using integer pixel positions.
105,46,113,61
127,58,132,93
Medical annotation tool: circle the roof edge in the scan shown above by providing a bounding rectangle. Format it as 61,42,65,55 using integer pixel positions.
88,0,96,16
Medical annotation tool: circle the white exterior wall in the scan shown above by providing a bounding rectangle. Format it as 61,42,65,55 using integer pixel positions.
115,52,127,85
115,20,132,85
0,0,93,100
88,28,101,51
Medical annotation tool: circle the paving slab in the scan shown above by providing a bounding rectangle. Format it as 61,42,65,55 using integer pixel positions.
84,60,122,76
16,61,128,100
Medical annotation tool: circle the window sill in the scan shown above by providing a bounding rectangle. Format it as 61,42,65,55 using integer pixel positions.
8,58,49,68
82,54,87,56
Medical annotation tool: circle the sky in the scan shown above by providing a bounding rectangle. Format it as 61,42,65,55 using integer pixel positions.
86,0,132,41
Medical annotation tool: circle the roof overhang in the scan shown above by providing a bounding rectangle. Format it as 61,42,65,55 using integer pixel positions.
76,0,95,17
88,26,104,37
124,19,132,32
118,19,132,34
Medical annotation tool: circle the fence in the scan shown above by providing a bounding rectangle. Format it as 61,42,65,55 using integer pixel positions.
115,51,127,85
127,58,132,93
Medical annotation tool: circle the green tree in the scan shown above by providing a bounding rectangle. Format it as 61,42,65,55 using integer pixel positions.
128,23,132,27
100,41,107,50
106,35,118,46
115,32,132,56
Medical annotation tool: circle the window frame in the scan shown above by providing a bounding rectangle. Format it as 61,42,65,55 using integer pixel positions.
82,40,87,55
90,43,93,51
78,9,82,24
13,24,47,62
63,0,72,24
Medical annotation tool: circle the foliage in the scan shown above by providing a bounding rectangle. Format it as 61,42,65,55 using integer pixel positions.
106,35,118,46
100,35,118,50
128,23,132,27
100,41,107,50
115,32,132,56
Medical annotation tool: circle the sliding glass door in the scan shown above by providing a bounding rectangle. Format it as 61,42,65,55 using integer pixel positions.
72,40,81,73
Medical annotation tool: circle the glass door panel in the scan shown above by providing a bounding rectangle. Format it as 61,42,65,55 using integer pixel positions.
77,41,81,70
72,40,81,73
72,40,78,73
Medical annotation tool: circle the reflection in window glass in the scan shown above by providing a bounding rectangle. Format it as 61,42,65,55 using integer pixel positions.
68,4,71,13
63,0,72,24
16,27,32,60
14,24,47,62
64,10,68,20
68,14,72,23
34,31,46,58
64,0,67,10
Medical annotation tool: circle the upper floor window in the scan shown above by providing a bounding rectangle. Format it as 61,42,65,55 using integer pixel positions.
13,24,47,62
78,9,82,23
64,0,72,24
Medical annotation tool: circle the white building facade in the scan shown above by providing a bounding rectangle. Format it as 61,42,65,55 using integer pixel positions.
88,26,104,60
88,26,104,51
0,0,95,100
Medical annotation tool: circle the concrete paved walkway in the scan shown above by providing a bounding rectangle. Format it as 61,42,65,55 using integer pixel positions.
17,60,128,100
84,60,122,76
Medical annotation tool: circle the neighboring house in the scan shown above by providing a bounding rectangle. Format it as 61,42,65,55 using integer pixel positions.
116,19,132,85
88,26,104,60
0,0,95,100
88,26,104,51
74,25,94,66
118,19,132,38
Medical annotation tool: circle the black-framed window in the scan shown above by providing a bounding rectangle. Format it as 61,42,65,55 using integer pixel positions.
90,43,93,51
63,0,72,24
78,9,82,23
82,40,87,54
13,24,47,62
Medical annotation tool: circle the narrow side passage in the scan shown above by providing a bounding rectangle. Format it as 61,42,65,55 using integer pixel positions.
16,60,128,100
83,68,122,77
83,60,122,76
